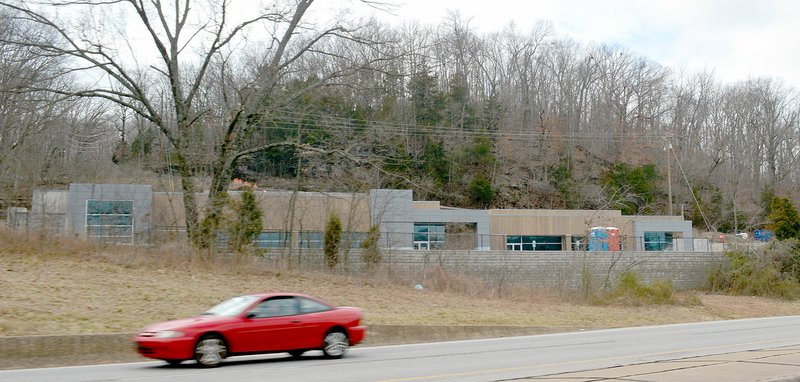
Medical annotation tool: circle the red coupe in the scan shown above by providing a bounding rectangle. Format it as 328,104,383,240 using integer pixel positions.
134,292,367,367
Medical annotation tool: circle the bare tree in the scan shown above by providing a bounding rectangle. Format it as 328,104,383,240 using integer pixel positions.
0,0,392,246
0,8,87,206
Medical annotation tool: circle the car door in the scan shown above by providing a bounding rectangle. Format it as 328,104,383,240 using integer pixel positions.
230,296,303,353
293,296,336,349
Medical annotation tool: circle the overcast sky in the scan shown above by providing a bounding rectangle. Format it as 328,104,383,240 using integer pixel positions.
357,0,800,88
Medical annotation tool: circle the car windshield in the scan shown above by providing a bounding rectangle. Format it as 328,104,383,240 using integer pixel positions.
201,295,260,316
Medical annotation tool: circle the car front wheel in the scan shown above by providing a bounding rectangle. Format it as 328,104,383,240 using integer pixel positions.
322,330,349,359
194,334,227,367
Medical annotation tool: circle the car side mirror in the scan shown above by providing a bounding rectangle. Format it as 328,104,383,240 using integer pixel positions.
245,312,257,319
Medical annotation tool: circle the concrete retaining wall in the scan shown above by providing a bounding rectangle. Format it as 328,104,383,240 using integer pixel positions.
259,250,727,291
0,325,560,369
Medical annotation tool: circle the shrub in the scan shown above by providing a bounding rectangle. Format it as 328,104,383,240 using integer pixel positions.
361,225,382,269
707,248,800,300
601,163,660,215
595,271,675,306
229,188,263,252
769,197,800,240
324,213,342,269
196,192,231,249
776,241,800,280
469,173,494,207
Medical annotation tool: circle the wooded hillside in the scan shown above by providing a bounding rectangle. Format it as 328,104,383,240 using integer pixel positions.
0,2,797,235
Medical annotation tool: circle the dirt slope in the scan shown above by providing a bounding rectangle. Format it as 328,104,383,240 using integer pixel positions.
2,240,800,337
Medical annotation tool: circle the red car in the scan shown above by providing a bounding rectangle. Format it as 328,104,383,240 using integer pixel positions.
134,292,367,367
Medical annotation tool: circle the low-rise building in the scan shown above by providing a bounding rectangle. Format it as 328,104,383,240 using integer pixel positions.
10,184,701,252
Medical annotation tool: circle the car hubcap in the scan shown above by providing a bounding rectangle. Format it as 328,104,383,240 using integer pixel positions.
196,338,226,366
324,332,348,357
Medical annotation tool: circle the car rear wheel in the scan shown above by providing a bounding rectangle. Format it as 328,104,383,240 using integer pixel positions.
322,330,348,359
194,334,227,367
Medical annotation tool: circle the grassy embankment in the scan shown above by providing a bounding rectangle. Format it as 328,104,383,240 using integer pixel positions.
2,228,800,336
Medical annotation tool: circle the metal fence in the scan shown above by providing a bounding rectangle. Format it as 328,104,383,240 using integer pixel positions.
179,230,717,253
10,213,719,252
5,204,732,253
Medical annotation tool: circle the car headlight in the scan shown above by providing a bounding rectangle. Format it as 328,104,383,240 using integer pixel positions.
154,330,185,338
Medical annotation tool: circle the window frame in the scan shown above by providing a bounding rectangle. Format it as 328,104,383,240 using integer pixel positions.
644,231,674,251
506,235,563,251
85,199,134,244
413,223,445,250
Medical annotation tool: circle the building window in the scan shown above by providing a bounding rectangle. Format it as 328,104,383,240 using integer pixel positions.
506,235,533,251
299,231,323,249
413,224,445,250
254,232,289,248
86,200,134,244
644,232,673,251
506,235,563,251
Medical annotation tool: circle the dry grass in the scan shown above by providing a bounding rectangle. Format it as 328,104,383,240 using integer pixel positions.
2,228,800,336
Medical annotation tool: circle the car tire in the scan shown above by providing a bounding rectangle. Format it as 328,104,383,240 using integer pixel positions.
194,334,227,367
321,330,349,359
289,350,305,358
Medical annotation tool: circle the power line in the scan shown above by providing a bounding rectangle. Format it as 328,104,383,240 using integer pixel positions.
252,109,670,143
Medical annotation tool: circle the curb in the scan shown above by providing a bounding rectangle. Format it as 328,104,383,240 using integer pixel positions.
0,325,563,370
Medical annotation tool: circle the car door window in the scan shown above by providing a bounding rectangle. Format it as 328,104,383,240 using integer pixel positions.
298,297,332,314
251,297,299,318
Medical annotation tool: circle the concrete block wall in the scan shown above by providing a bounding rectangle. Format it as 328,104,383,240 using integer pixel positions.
258,249,726,291
381,251,724,291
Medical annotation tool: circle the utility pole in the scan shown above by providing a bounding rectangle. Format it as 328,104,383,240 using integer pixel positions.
666,142,673,215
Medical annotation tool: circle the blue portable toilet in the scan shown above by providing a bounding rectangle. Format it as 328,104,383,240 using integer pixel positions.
754,229,773,242
588,227,610,251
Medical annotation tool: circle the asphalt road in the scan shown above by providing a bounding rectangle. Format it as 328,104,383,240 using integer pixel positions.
3,316,800,382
